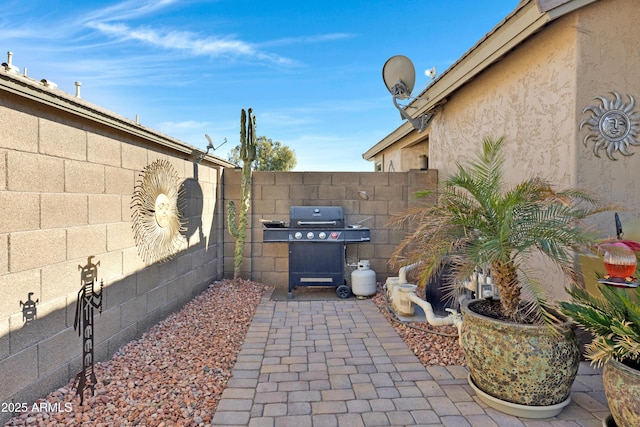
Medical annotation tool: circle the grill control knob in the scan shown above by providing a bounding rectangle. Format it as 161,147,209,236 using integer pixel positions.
307,232,314,239
294,232,302,240
319,232,326,239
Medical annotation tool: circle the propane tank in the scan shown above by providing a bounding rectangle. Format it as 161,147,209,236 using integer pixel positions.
351,260,377,297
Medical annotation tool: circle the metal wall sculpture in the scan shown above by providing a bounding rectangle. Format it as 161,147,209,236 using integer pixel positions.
580,92,640,160
73,256,103,405
19,292,39,325
131,159,185,263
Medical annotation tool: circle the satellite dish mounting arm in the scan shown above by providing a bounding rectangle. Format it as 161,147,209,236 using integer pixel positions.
383,55,434,133
391,91,433,133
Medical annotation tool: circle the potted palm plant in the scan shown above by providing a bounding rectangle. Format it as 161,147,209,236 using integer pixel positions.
390,137,604,417
560,267,640,427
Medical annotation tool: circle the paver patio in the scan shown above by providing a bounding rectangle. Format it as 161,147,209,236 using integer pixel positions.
213,290,610,427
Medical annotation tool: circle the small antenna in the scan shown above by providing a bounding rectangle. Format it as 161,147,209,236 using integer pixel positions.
204,134,227,152
2,51,20,73
195,135,227,163
425,67,437,79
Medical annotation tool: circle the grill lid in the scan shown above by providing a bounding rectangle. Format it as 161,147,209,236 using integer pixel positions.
289,206,344,228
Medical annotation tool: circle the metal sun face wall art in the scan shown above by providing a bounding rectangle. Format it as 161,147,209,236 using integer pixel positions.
131,159,185,263
580,92,640,160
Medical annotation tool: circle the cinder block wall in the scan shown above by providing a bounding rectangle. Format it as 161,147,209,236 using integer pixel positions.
0,69,438,421
0,76,225,422
222,169,438,286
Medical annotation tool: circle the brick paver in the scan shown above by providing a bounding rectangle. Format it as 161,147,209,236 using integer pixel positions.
212,292,610,426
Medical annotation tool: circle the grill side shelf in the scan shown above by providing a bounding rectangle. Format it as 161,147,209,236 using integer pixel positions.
343,228,371,242
263,228,290,242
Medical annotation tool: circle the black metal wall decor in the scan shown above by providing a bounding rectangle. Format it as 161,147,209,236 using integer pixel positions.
580,92,640,160
73,256,103,404
131,159,185,263
19,292,39,324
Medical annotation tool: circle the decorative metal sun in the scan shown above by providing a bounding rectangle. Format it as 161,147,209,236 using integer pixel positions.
580,92,640,160
131,159,185,263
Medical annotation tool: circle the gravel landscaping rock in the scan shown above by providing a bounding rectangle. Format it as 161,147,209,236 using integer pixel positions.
5,279,464,426
5,279,265,427
371,285,466,367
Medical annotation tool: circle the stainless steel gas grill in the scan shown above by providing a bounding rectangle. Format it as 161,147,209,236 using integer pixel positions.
263,206,371,299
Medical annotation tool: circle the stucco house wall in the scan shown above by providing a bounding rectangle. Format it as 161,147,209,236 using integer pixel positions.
574,0,640,229
369,0,639,226
374,134,429,172
0,70,228,422
429,14,578,186
365,0,640,301
425,14,584,301
430,0,639,230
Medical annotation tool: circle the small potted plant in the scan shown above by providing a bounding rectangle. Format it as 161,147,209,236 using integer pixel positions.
560,241,640,427
389,137,605,417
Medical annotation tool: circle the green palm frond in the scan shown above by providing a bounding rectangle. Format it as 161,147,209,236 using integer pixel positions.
560,284,640,366
389,137,605,323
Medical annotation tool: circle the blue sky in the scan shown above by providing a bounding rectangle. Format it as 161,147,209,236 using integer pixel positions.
2,0,517,171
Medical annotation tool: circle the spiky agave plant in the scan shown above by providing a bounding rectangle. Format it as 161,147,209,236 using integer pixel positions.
389,137,604,324
560,284,640,368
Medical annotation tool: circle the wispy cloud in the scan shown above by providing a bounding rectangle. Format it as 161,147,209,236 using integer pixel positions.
80,0,296,65
80,0,351,66
86,21,294,65
82,0,179,23
258,33,356,48
3,0,354,71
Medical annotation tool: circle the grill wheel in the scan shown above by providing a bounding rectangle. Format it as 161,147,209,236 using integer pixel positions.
337,284,351,299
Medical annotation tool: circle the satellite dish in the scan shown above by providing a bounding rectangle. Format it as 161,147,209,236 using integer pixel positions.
382,55,416,100
382,55,434,132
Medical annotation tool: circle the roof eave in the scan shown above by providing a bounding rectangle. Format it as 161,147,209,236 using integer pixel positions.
413,0,599,117
362,120,415,161
365,0,599,160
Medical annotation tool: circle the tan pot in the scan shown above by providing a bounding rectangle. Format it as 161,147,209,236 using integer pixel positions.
603,358,640,427
461,299,581,408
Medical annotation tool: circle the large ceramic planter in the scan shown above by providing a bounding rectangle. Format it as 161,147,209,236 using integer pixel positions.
603,358,640,427
461,299,580,416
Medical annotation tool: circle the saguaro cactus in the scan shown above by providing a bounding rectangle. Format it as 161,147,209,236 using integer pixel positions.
227,108,256,280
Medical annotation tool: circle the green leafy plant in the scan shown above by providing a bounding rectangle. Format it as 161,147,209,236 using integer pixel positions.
227,108,256,280
228,136,297,171
389,137,604,323
560,284,640,368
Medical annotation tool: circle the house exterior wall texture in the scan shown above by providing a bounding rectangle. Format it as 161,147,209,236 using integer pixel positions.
574,0,640,230
404,0,639,230
429,14,579,189
0,89,225,420
422,0,639,299
374,132,429,173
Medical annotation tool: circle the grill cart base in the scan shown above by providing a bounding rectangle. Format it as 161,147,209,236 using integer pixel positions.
263,206,370,299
